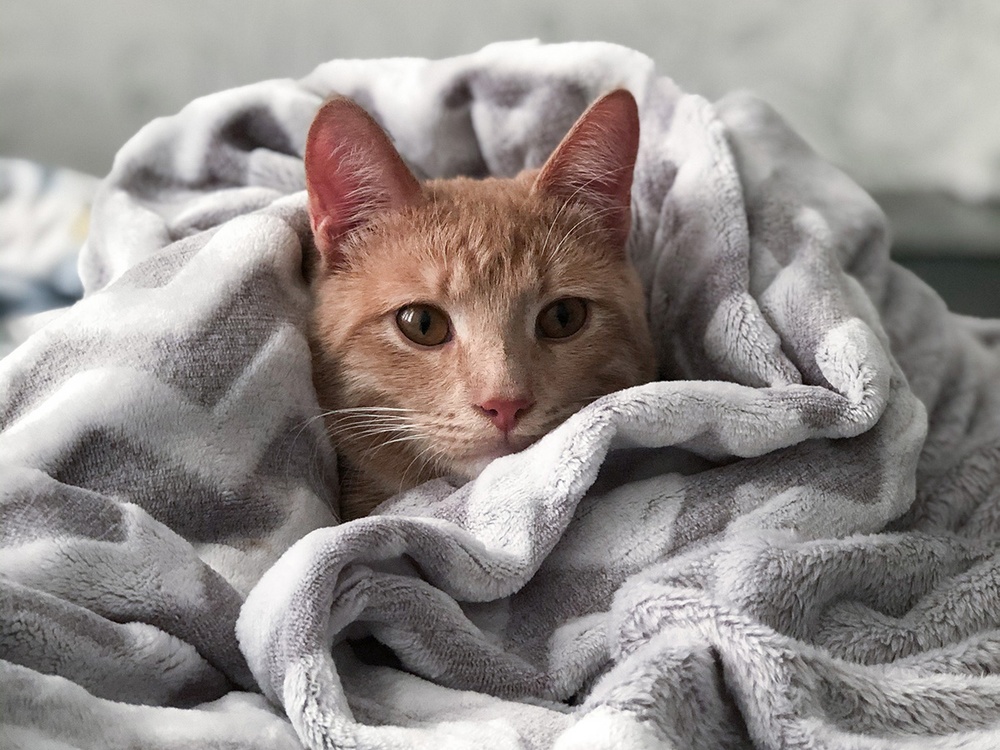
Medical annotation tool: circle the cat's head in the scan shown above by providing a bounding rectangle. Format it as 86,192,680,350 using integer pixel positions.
304,90,655,510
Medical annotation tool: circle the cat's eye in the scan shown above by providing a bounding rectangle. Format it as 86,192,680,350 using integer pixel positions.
396,304,451,346
537,298,588,340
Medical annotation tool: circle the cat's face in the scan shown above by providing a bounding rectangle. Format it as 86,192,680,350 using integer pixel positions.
304,91,655,517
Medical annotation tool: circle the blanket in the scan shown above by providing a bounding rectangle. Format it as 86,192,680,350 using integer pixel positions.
0,158,93,356
4,39,1000,749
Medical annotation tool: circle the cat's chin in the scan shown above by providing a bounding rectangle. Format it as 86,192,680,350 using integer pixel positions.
456,457,496,479
452,435,537,479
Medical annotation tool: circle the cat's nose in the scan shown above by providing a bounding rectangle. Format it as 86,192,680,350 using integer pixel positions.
476,397,534,433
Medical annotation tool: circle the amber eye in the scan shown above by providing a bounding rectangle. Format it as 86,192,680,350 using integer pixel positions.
396,304,451,346
537,297,588,339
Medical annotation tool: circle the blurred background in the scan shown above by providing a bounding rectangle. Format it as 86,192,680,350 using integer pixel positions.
2,0,999,320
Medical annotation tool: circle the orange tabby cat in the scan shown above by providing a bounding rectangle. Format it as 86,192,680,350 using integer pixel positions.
304,89,655,520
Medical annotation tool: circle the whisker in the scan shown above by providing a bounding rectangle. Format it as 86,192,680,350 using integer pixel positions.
328,417,419,430
356,432,426,465
399,442,447,494
325,413,419,426
337,424,419,442
322,406,418,414
370,434,426,450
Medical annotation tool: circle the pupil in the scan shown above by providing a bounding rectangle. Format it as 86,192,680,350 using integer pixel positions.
556,302,570,327
419,309,432,335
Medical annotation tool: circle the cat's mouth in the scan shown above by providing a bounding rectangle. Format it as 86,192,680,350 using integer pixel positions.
453,432,538,477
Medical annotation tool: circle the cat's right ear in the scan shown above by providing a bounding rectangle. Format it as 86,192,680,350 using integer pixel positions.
304,97,421,270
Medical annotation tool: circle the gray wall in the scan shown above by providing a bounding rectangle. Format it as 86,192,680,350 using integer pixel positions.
3,0,999,199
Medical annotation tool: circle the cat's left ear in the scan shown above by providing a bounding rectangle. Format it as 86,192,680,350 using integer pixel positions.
533,89,640,250
305,96,422,270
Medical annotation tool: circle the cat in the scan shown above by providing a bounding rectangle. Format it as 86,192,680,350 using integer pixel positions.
303,89,656,520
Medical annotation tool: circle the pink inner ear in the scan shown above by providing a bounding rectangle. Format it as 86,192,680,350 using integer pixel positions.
305,97,421,268
533,89,640,249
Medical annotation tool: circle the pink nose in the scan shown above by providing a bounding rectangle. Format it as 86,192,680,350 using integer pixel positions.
476,398,534,433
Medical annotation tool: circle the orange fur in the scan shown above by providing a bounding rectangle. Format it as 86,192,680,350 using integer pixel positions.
305,92,656,519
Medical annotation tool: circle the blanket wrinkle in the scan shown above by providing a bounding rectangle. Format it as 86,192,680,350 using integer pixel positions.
4,39,1000,750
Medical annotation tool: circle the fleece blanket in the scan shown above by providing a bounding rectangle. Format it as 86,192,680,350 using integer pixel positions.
4,40,1000,749
0,158,94,356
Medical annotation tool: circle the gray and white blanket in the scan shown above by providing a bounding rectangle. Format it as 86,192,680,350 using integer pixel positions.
0,158,94,356
4,40,1000,749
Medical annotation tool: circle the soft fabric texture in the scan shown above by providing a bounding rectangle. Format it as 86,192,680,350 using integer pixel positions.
0,158,93,356
3,40,1000,749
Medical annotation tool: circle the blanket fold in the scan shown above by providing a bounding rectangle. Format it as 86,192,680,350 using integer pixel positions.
4,39,1000,750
